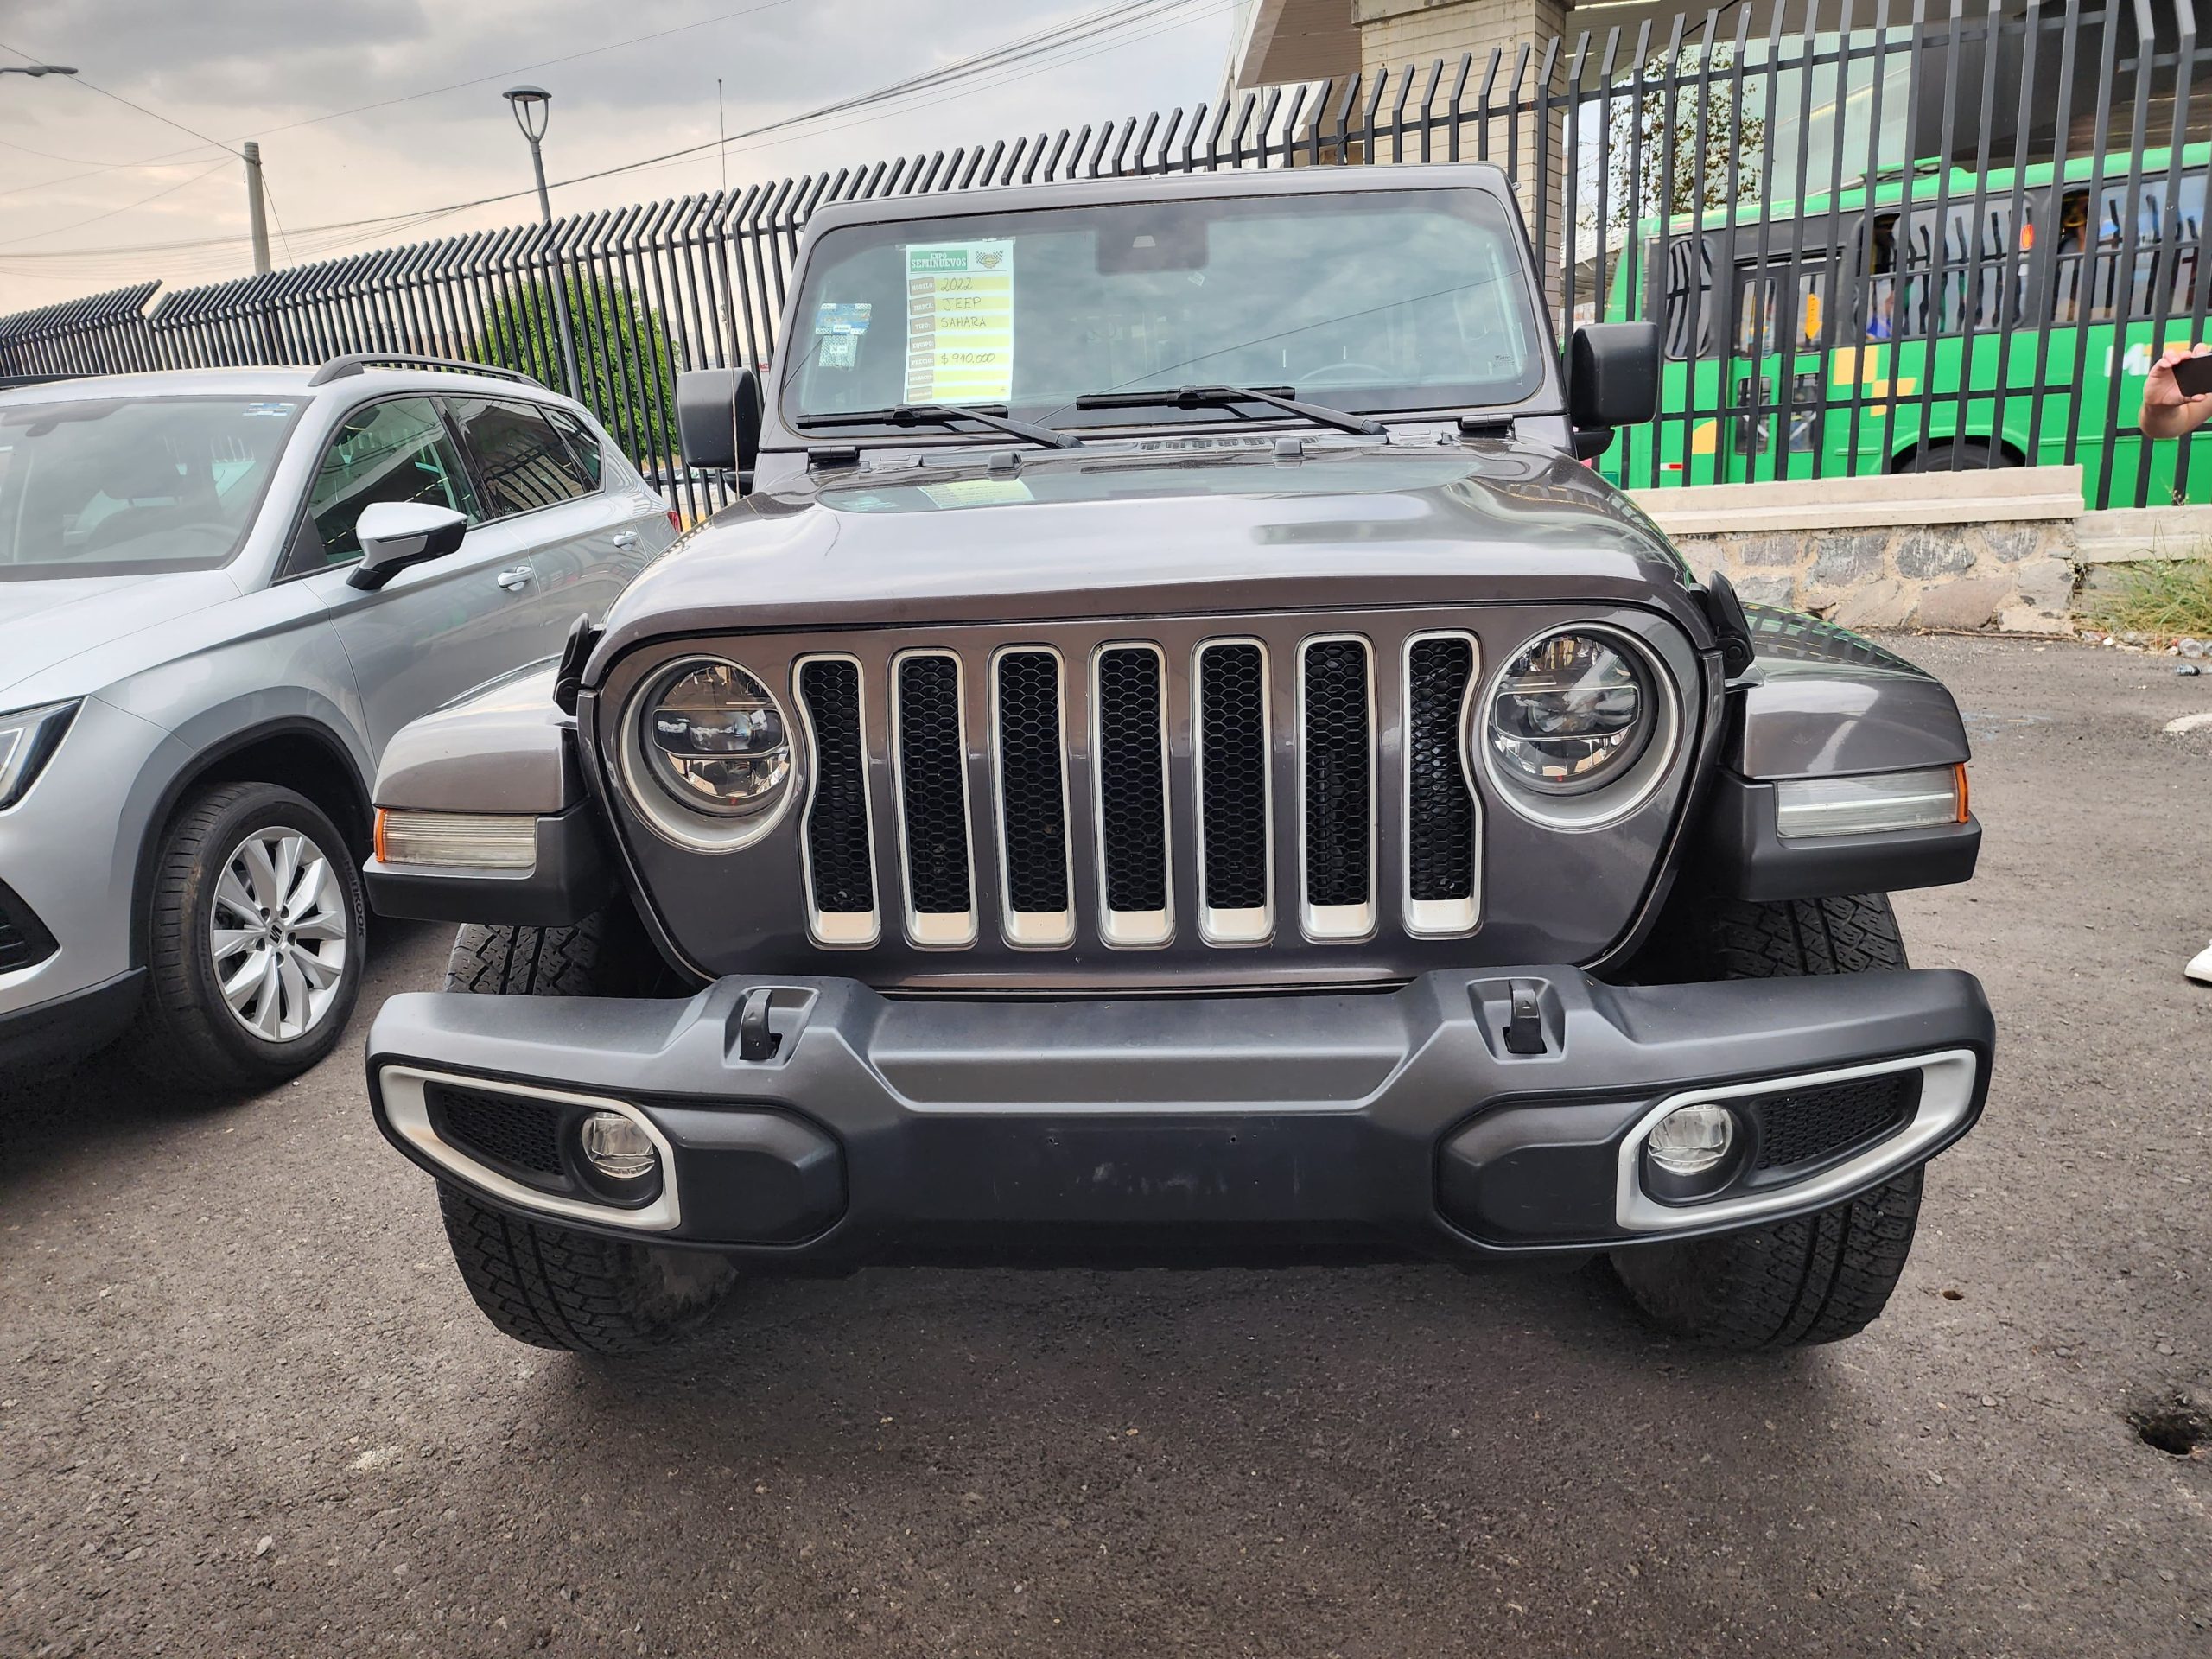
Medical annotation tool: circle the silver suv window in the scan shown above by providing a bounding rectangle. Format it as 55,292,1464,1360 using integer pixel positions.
292,396,479,574
0,395,302,581
448,397,594,516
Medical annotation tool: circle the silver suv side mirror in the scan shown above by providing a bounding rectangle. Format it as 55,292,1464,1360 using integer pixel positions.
348,501,469,591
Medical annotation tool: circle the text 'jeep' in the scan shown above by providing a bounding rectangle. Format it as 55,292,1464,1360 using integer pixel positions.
360,166,1992,1354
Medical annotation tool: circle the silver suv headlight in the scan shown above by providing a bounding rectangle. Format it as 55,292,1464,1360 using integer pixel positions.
618,659,793,849
0,701,79,811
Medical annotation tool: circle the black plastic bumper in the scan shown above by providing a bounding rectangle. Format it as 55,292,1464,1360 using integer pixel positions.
0,969,144,1080
367,964,1993,1268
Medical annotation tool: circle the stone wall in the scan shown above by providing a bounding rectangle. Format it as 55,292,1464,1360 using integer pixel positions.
1668,519,2082,635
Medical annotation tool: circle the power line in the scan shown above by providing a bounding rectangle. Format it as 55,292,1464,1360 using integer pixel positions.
0,0,1229,281
0,155,235,250
0,39,242,157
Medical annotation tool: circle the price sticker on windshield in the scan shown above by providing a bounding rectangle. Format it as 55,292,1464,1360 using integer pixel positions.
904,239,1014,404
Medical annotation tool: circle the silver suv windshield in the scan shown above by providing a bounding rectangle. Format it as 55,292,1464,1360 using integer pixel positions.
780,188,1544,435
0,395,303,582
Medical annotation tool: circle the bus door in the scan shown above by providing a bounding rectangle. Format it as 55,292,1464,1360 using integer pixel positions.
1724,253,1832,481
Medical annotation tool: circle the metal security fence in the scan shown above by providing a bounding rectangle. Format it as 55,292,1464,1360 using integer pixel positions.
3,2,2208,514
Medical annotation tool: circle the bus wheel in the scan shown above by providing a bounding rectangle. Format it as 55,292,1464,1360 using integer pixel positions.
1897,440,2015,472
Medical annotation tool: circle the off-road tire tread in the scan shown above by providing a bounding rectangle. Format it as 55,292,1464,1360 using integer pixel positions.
436,905,730,1353
437,1185,731,1355
1610,893,1924,1350
127,782,365,1094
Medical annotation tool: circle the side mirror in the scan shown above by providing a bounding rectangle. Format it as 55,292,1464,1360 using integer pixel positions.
1567,321,1661,438
677,366,763,480
348,501,468,591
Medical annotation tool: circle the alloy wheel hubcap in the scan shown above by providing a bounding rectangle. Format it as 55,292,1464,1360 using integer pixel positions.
209,826,350,1043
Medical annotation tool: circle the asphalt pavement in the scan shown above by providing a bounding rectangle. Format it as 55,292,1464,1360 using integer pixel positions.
3,633,2209,1658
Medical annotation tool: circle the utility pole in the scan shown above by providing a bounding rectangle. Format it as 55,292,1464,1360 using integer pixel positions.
242,140,271,276
717,79,727,194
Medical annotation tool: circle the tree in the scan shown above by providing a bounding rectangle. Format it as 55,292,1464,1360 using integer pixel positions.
480,274,680,464
1605,41,1766,233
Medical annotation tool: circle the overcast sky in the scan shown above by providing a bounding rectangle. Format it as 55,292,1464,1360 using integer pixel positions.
0,0,1243,315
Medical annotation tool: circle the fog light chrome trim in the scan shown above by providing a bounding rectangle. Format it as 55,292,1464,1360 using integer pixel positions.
375,810,538,871
1613,1049,1977,1233
379,1065,681,1230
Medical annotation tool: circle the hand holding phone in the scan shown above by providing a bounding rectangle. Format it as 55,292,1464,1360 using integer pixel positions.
2173,353,2212,398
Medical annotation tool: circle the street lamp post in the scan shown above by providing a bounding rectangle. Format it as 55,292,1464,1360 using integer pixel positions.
503,84,582,402
0,63,78,77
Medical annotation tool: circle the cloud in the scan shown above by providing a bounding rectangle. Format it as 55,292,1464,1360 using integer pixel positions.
0,0,1237,311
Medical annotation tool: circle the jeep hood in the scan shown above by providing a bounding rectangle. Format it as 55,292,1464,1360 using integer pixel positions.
592,443,1707,669
0,569,241,703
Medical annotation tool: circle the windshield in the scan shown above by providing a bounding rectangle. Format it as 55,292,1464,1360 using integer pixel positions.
0,395,302,581
781,188,1545,435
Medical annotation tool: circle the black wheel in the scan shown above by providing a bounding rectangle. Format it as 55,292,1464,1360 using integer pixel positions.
1896,439,2015,473
125,782,366,1095
1610,893,1925,1350
437,904,734,1353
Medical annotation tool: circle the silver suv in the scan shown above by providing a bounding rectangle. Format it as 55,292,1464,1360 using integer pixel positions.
0,356,677,1092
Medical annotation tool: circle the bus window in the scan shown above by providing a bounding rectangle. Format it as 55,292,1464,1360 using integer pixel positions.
1735,265,1831,355
1863,214,1899,340
1660,236,1719,359
1869,201,2031,336
2057,171,2207,321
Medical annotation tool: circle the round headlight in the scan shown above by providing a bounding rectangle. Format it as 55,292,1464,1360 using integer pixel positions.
1488,631,1655,794
639,659,791,817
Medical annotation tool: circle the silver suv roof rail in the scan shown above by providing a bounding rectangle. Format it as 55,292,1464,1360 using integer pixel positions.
308,353,542,388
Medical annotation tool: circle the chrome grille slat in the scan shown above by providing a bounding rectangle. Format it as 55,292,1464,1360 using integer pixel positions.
795,655,880,946
892,650,977,947
1403,632,1479,938
1298,635,1376,941
1194,639,1272,945
990,647,1074,949
1091,643,1173,947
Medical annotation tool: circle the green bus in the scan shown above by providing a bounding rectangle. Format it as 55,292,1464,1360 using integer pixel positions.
1599,143,2212,509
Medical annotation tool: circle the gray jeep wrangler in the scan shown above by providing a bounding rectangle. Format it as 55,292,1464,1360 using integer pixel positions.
361,165,1992,1354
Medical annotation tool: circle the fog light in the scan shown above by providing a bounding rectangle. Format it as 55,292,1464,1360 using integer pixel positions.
1647,1103,1736,1175
580,1111,657,1181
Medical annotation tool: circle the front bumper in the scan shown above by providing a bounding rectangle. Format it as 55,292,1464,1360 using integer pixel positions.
365,965,1993,1268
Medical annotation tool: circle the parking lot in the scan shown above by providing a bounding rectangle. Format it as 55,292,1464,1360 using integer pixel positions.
2,632,2206,1659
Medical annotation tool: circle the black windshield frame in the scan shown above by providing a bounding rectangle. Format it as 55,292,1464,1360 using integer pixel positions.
0,393,309,582
775,187,1550,441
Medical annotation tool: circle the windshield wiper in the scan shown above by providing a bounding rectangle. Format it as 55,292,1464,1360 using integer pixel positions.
794,403,1079,450
1073,384,1384,436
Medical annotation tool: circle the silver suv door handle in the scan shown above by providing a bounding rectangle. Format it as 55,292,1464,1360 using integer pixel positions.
496,565,534,591
612,531,639,549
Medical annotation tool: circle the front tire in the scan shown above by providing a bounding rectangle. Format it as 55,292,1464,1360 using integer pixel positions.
126,782,365,1095
437,906,734,1353
1610,893,1926,1350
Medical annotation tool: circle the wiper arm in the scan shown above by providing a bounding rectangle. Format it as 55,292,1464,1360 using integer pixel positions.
1073,384,1384,436
794,403,1079,450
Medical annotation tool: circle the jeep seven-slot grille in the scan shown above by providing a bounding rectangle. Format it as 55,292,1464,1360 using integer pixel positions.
1406,636,1478,908
894,652,974,930
1300,639,1373,926
1095,647,1169,918
798,659,874,918
795,628,1484,950
1196,642,1270,924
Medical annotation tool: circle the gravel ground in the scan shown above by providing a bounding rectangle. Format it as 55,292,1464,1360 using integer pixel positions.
3,632,2208,1658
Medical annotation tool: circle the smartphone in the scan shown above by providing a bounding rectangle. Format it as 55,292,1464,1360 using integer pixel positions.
2174,353,2212,397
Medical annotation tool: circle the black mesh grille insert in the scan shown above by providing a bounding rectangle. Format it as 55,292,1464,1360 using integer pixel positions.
995,651,1070,914
1302,639,1372,909
896,654,973,915
1752,1071,1920,1171
1096,646,1167,912
799,658,874,916
431,1084,564,1182
0,880,54,973
1406,636,1476,904
1197,642,1268,912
